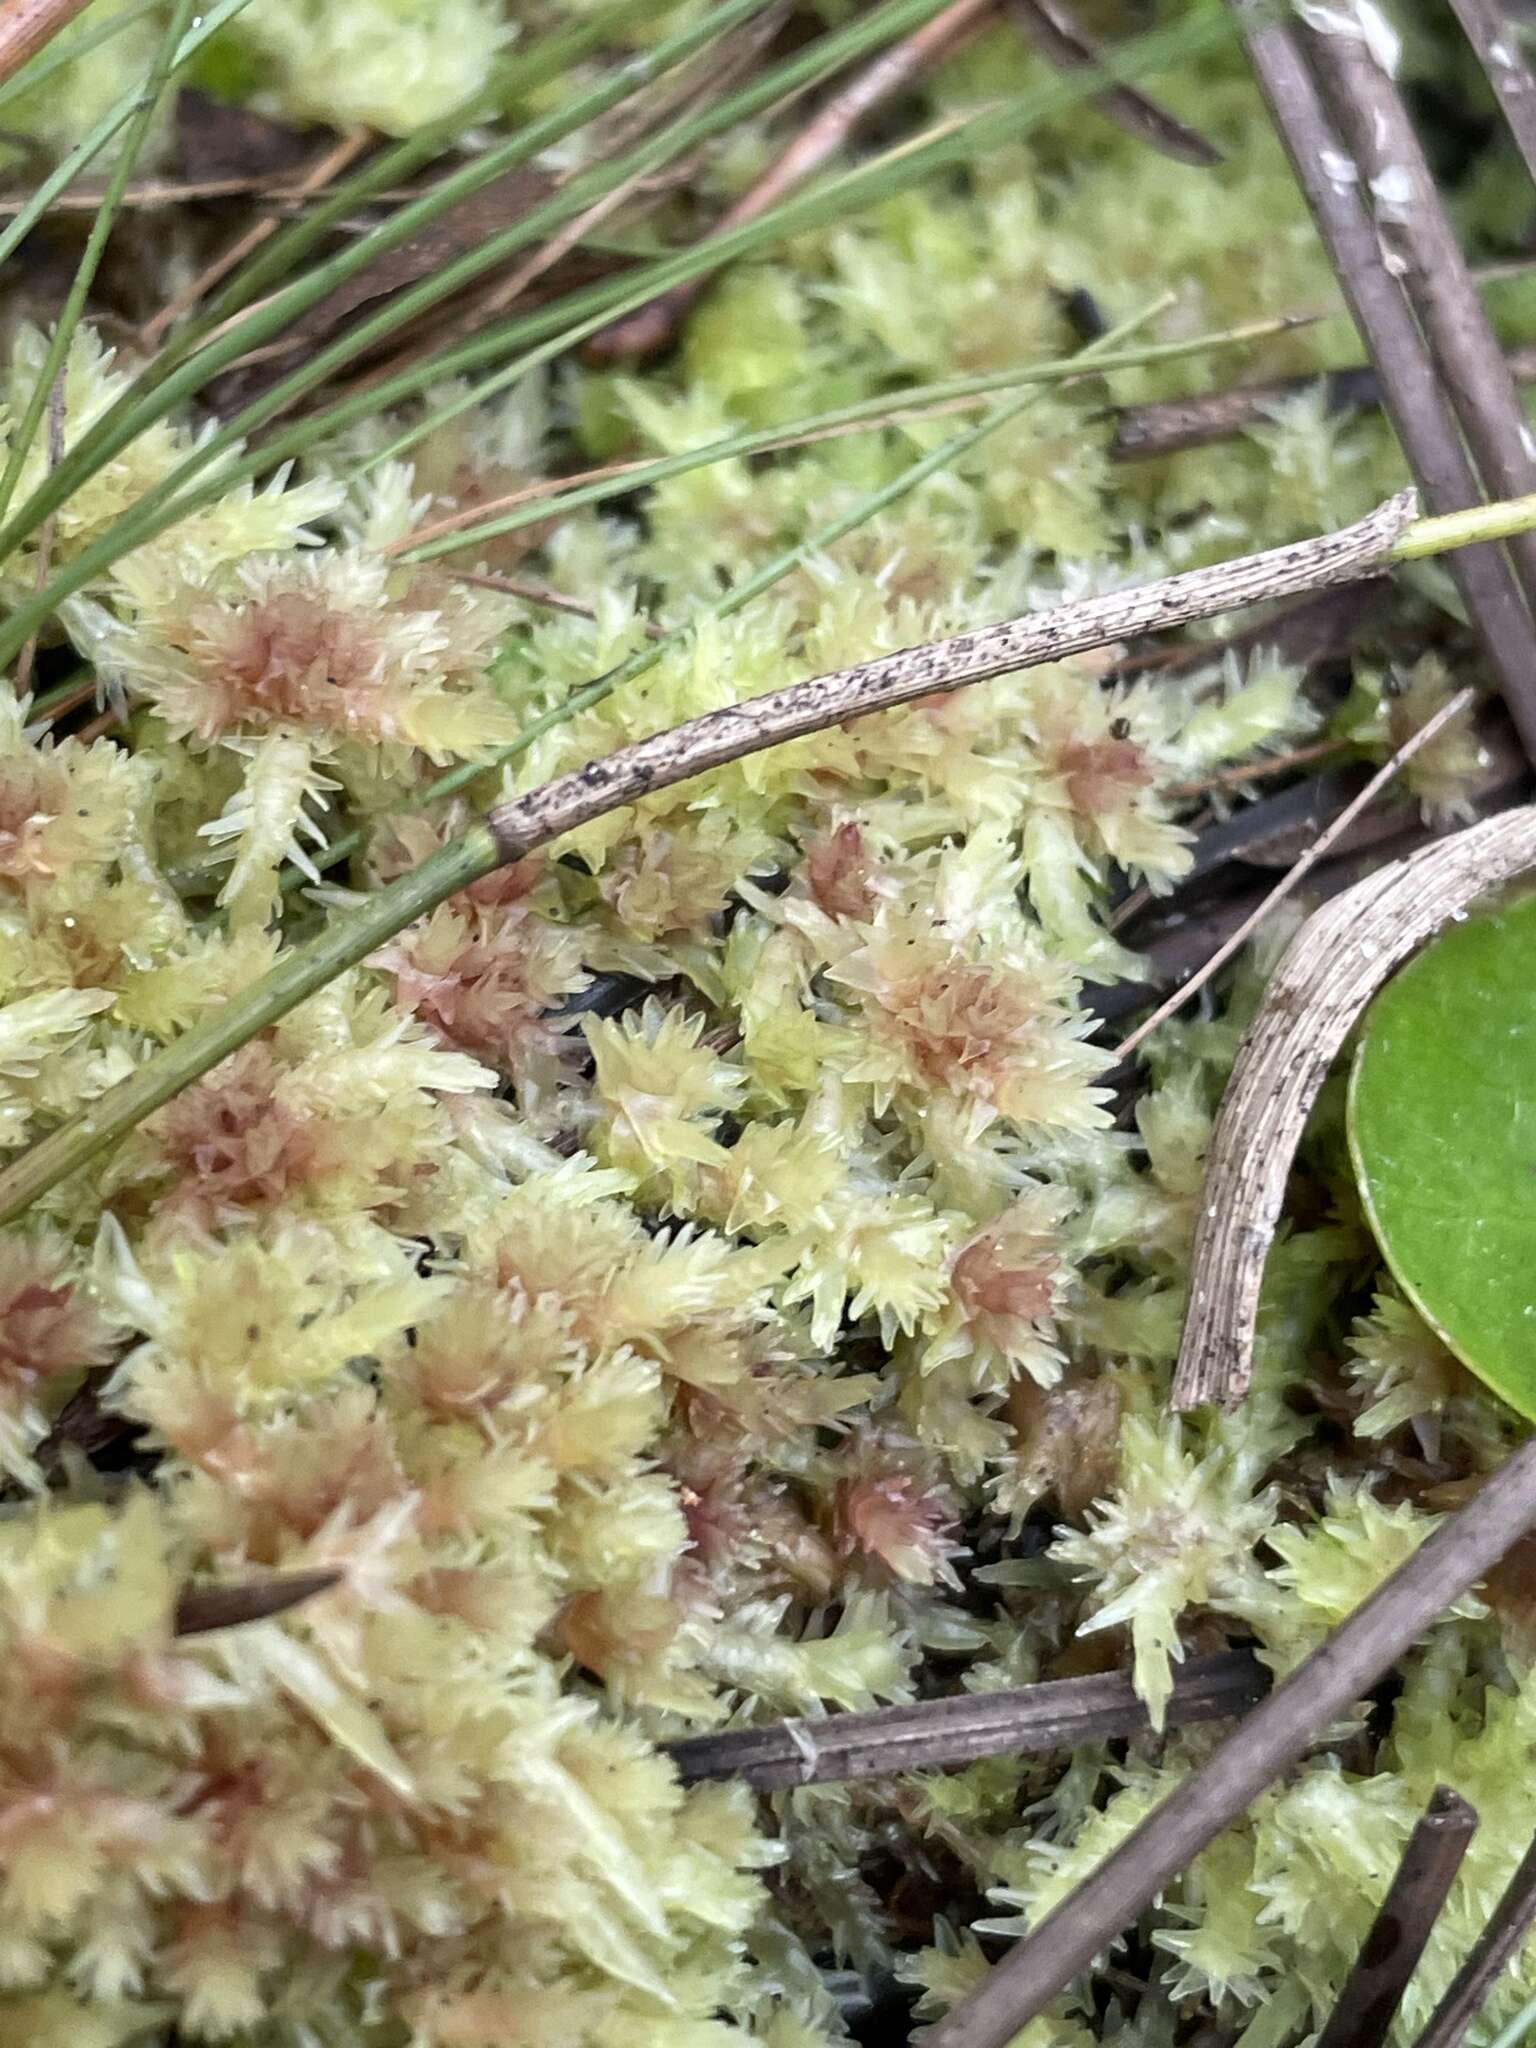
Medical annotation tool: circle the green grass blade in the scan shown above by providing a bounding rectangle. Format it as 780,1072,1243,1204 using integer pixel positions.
0,1,1240,671
182,0,678,338
0,0,906,565
0,0,254,279
3,305,1164,1208
0,0,777,567
394,314,1310,566
0,0,226,529
0,0,160,118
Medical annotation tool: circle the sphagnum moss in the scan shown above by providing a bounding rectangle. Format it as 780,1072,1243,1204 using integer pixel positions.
1,5,1536,2046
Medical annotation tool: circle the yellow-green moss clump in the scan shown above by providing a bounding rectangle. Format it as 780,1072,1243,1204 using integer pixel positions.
0,4,1534,2044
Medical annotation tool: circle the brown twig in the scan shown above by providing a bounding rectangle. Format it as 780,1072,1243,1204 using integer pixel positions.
1171,801,1536,1411
0,173,329,215
1235,0,1536,765
446,564,665,638
585,0,993,361
172,1567,342,1637
137,126,371,351
1305,10,1536,625
1004,0,1221,166
923,1427,1536,2048
1412,1828,1536,2048
484,493,1419,865
1447,0,1536,189
1165,735,1351,799
0,0,94,87
666,1649,1269,1790
1316,1787,1479,2048
1113,687,1475,1060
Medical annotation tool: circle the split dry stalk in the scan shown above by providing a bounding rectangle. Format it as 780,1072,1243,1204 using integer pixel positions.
1172,802,1536,1411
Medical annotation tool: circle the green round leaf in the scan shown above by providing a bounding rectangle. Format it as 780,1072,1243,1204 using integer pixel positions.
1348,890,1536,1419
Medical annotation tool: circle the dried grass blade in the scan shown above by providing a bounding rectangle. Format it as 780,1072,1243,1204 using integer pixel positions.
1171,803,1536,1412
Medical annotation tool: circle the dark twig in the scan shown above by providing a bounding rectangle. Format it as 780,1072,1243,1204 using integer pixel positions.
665,1648,1269,1790
1004,0,1221,165
586,0,992,361
1316,1787,1479,2048
1412,1827,1536,2048
1447,0,1536,189
1234,0,1536,764
1305,14,1536,626
924,1430,1536,2048
172,1568,342,1637
1110,351,1536,465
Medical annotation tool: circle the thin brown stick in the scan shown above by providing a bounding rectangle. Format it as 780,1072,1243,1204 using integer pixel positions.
1113,687,1475,1060
446,565,665,638
0,173,327,215
1172,802,1536,1410
1236,0,1536,765
1413,1827,1536,2048
1165,735,1350,799
1004,0,1220,165
1306,13,1536,624
172,1567,342,1637
666,1649,1268,1790
1316,1787,1479,2048
0,0,93,87
585,0,993,361
483,493,1419,864
923,1429,1536,2048
138,127,371,351
1447,0,1536,190
14,371,65,698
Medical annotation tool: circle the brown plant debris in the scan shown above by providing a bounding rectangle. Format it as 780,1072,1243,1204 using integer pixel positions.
1315,1787,1479,2048
664,1649,1269,1790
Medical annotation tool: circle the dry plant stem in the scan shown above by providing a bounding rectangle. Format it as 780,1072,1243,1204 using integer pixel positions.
1306,18,1536,621
665,1649,1268,1789
479,493,1416,860
1236,0,1536,764
586,0,992,360
1112,686,1475,1061
1171,802,1536,1411
924,1428,1536,2048
1315,1787,1479,2048
172,1568,342,1638
1413,1830,1536,2048
0,490,1421,1225
0,0,93,85
1004,0,1220,164
138,128,372,352
1447,0,1536,188
446,565,665,638
1166,735,1349,798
